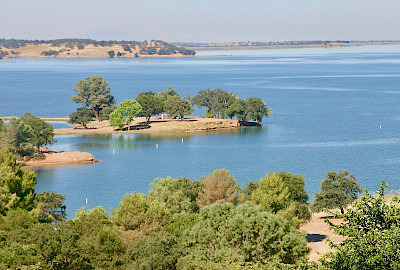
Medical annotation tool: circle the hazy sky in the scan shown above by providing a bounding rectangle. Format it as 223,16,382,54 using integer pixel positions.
1,0,399,42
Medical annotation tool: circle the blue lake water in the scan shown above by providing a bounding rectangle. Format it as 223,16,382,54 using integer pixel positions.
1,45,400,217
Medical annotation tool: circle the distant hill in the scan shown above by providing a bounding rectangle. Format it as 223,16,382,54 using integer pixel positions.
0,38,196,59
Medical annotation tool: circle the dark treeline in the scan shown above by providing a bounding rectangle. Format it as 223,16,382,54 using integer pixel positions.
1,147,398,269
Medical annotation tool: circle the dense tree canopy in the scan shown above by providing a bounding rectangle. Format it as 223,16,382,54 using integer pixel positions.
196,169,239,208
0,149,36,215
20,113,56,153
70,76,116,121
136,91,165,122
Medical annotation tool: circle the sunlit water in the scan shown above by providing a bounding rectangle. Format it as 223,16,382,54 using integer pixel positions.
1,45,400,217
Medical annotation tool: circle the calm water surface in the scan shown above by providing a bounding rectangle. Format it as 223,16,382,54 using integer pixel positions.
1,45,400,217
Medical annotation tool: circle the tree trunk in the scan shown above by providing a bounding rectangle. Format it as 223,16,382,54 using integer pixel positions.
93,107,99,121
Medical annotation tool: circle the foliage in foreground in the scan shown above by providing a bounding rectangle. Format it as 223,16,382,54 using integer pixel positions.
320,182,400,269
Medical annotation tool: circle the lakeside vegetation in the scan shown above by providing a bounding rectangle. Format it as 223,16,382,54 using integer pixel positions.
0,38,195,59
1,147,399,269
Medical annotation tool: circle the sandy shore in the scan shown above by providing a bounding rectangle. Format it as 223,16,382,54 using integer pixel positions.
23,151,98,167
54,117,241,135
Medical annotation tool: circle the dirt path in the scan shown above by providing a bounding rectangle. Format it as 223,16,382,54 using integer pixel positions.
300,212,344,261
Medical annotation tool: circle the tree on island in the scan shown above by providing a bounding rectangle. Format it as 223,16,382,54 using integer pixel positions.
20,113,56,153
109,99,142,130
243,97,272,123
136,91,164,123
312,170,362,214
70,76,116,121
165,98,193,120
68,107,95,129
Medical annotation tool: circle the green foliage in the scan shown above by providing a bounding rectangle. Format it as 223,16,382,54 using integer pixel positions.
136,91,165,122
193,89,271,121
35,191,66,223
165,98,194,120
192,88,235,118
108,50,115,58
0,50,9,59
179,202,309,267
40,50,60,56
2,117,35,156
0,149,36,215
124,230,179,270
251,172,311,227
111,192,170,232
196,169,239,208
122,44,132,52
109,109,125,129
321,182,400,269
68,107,95,128
312,170,362,214
244,97,272,122
20,113,56,152
149,177,202,214
70,76,116,121
109,99,142,130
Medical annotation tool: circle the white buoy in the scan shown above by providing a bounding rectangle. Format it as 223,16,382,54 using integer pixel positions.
85,198,88,207
156,144,158,149
182,138,184,143
380,125,382,129
113,149,115,155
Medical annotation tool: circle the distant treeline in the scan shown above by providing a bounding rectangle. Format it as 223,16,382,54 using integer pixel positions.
0,38,195,58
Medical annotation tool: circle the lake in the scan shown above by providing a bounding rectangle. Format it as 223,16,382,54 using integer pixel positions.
1,45,400,217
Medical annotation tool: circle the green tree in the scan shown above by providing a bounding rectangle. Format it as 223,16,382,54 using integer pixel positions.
109,109,125,129
70,76,116,121
0,149,36,215
6,117,35,156
165,98,194,120
109,99,142,130
35,191,66,223
157,86,180,100
192,88,234,118
244,97,272,122
196,169,239,208
20,113,55,153
321,182,400,269
108,50,115,58
149,177,202,214
312,170,362,214
178,202,309,267
227,98,246,120
251,172,311,227
111,192,170,232
68,107,95,128
136,91,164,123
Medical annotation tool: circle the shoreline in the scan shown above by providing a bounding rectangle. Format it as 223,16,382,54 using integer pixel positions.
53,117,242,136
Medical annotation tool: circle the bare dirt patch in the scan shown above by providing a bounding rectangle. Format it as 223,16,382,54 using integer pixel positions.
23,151,98,167
54,117,240,135
300,212,344,261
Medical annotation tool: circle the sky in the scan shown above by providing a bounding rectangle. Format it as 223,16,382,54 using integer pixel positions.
1,0,399,42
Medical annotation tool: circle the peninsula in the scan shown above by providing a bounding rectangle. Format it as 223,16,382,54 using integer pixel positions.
0,38,195,59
